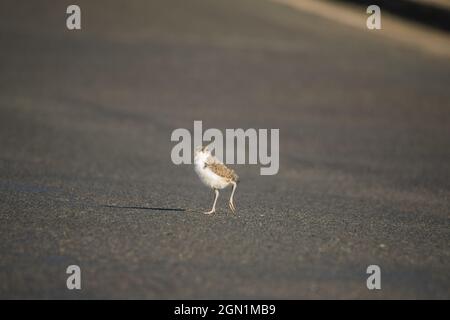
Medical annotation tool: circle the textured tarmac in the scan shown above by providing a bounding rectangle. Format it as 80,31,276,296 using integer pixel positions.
0,0,449,298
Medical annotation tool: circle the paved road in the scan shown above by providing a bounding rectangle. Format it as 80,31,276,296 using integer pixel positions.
0,0,449,299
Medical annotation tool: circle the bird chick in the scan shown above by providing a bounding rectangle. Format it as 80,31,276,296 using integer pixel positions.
194,145,239,214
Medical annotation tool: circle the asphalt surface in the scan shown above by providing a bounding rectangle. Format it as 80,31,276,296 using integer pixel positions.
0,0,449,299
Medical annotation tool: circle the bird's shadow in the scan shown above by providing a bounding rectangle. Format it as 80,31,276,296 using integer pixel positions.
101,204,199,213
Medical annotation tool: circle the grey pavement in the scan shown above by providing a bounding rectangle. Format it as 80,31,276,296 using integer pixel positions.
0,0,449,299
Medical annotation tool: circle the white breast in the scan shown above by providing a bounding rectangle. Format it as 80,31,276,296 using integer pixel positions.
194,155,230,190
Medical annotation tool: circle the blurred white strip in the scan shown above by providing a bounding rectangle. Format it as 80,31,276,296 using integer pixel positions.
272,0,450,58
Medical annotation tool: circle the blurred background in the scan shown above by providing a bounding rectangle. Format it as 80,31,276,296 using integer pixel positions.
0,0,449,299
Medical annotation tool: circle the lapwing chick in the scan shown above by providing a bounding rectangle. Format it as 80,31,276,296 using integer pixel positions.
194,145,239,214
